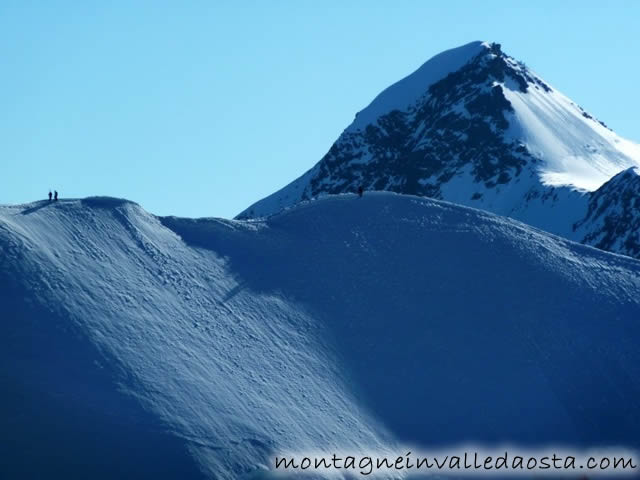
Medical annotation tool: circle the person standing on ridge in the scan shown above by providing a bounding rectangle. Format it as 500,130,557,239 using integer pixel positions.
358,185,364,198
54,190,58,201
48,191,52,202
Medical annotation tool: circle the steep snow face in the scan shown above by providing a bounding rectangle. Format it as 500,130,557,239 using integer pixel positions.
0,197,392,480
502,73,640,191
237,42,640,259
2,195,640,478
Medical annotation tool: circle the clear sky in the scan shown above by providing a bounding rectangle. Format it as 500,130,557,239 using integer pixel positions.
2,1,639,218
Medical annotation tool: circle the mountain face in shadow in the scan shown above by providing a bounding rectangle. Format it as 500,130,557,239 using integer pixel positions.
2,195,640,477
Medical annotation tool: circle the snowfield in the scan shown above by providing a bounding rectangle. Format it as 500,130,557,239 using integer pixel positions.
2,193,640,479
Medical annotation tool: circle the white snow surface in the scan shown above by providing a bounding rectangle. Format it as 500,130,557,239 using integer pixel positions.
351,41,489,131
502,77,640,191
2,194,640,479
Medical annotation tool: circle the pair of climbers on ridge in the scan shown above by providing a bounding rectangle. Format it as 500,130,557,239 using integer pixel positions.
48,190,59,202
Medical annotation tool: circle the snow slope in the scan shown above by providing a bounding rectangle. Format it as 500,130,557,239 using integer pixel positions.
2,194,640,479
351,41,489,131
237,42,640,259
502,76,640,191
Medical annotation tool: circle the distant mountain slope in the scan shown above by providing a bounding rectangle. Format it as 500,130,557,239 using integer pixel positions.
574,167,640,257
2,194,640,478
237,42,640,259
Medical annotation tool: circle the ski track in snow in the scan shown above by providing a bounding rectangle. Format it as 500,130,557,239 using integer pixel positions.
2,193,640,479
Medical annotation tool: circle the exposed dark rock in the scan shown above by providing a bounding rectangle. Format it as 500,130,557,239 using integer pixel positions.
575,168,640,258
306,45,537,203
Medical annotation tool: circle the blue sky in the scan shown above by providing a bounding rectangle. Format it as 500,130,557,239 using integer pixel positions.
2,1,639,218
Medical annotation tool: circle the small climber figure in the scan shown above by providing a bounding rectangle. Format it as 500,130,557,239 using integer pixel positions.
54,190,58,201
358,185,364,198
48,191,52,202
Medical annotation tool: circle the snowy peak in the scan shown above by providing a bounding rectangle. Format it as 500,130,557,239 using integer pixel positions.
351,41,490,130
238,42,545,218
238,41,640,260
352,41,550,132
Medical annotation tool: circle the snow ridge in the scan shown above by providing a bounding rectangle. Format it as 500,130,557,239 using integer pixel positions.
2,195,640,478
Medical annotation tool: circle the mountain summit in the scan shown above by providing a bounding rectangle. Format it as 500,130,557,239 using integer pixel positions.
238,41,640,258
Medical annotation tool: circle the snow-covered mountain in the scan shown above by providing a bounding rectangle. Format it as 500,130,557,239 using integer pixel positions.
575,167,640,258
2,195,640,478
237,41,640,258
